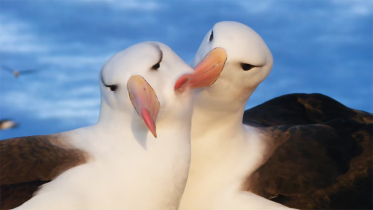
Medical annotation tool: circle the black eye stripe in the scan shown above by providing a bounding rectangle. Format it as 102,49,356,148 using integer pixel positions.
241,63,256,71
100,72,118,91
152,62,160,70
108,85,118,91
209,31,213,42
151,44,163,70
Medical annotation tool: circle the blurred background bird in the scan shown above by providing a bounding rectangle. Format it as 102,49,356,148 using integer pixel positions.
0,119,18,130
1,65,42,78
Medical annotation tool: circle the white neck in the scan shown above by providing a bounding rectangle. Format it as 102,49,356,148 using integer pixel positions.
95,99,192,210
180,87,273,210
24,100,193,210
191,86,254,138
189,87,256,180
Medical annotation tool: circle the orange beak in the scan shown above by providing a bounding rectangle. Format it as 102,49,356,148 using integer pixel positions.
174,47,227,93
127,75,160,138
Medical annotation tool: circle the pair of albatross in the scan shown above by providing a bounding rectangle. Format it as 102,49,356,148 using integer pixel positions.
1,21,372,210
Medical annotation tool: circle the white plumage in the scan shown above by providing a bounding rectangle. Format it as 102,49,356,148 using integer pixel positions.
14,42,196,210
179,21,295,210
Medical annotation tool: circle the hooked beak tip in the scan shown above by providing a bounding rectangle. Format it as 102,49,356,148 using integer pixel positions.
141,108,157,138
174,74,191,93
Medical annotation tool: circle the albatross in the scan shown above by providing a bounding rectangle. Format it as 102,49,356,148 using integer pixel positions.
179,21,372,210
0,41,224,210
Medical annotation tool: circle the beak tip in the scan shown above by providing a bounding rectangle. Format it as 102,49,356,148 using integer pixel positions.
147,122,158,138
141,108,158,139
174,47,226,92
174,75,190,93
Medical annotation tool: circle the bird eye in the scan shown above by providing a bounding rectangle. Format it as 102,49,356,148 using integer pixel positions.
151,62,160,70
100,73,118,91
107,85,118,91
209,31,213,42
241,63,255,71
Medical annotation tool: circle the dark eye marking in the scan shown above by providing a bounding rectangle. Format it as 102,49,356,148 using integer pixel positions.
241,63,256,71
100,73,118,91
108,85,118,91
152,62,160,70
209,30,213,42
151,44,163,70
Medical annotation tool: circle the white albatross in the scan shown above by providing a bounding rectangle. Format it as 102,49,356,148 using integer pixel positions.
179,21,372,210
0,41,225,210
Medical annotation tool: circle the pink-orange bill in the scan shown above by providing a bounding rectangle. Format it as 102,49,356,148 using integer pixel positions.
127,75,160,138
174,47,227,93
